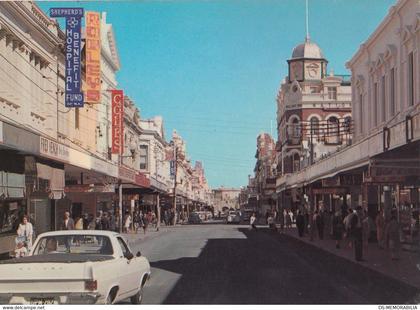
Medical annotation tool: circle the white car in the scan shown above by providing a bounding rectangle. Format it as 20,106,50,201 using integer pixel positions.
0,230,151,305
226,211,241,224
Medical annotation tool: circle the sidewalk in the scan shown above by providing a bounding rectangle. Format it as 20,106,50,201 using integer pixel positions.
280,226,420,290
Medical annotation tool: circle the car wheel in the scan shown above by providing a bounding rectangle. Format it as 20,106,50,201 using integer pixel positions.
130,286,143,304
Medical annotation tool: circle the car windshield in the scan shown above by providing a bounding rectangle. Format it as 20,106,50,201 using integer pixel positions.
32,235,114,256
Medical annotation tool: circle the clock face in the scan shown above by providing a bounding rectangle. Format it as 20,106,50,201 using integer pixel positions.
306,62,320,79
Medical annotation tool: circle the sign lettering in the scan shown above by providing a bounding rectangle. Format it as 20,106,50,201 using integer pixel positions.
85,12,101,103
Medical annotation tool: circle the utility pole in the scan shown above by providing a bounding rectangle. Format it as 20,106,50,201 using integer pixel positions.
172,145,178,225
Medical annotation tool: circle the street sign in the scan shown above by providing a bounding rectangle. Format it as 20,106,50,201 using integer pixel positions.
50,8,84,107
111,90,124,154
85,11,101,103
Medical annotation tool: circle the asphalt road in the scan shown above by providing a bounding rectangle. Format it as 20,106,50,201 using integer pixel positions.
126,224,419,304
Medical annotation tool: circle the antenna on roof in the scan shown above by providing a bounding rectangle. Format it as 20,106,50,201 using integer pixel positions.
305,0,310,42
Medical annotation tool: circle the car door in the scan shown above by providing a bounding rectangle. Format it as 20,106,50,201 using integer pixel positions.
116,237,139,298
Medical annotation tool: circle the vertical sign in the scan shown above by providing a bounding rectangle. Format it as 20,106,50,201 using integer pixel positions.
50,8,84,107
85,12,101,103
111,90,124,154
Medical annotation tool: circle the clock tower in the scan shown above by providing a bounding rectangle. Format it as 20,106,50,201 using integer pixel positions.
287,38,327,82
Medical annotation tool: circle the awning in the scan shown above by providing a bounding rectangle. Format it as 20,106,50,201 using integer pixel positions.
0,171,25,198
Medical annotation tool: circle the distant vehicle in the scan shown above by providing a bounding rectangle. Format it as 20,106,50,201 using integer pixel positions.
0,230,151,305
226,211,241,224
188,212,202,224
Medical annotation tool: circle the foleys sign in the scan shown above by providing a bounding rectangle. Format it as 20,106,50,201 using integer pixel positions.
85,11,101,103
111,90,124,154
50,8,84,107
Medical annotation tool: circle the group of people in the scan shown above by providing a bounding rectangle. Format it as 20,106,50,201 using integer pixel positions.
124,210,157,234
294,206,402,261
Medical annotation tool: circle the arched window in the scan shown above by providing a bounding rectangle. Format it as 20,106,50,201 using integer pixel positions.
327,117,340,144
287,117,301,144
309,117,319,136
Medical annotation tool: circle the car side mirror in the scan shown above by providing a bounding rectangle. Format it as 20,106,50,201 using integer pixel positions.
136,251,141,257
125,252,134,260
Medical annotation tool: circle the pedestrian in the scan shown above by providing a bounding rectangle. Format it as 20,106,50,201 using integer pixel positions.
362,211,370,253
376,209,386,249
315,210,325,240
101,212,110,231
60,211,75,230
82,213,89,230
343,208,355,248
95,211,103,230
75,216,84,230
308,211,316,241
296,210,305,237
124,212,132,233
278,209,285,233
16,215,33,251
386,212,401,260
352,206,364,262
143,212,149,234
109,212,116,232
285,210,292,229
267,213,276,232
332,211,344,249
250,213,257,231
88,214,96,230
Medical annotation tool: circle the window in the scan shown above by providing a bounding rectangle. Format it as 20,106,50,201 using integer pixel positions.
292,153,300,173
75,108,80,129
117,237,130,257
373,82,378,126
381,75,386,122
408,52,414,106
328,87,337,100
327,116,340,144
309,117,319,136
139,145,148,170
359,94,363,133
390,68,395,117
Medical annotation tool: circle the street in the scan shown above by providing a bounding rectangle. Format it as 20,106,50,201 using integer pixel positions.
126,224,419,304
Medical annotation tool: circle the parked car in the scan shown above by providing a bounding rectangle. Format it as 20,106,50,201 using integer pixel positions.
188,212,202,224
226,211,241,224
0,230,151,305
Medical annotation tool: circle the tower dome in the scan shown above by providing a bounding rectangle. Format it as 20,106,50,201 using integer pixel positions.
291,39,325,59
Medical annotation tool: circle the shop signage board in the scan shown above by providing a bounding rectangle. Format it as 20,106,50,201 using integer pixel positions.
91,157,118,178
85,11,101,103
111,90,124,154
135,172,150,188
118,166,135,183
312,187,347,195
40,136,70,162
50,8,84,107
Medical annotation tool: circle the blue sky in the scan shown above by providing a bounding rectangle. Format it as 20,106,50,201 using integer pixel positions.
39,0,395,188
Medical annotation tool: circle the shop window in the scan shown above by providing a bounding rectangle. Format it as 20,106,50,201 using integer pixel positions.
139,145,148,170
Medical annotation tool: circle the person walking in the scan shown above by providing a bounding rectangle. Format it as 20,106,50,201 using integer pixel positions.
250,213,257,231
386,213,401,260
123,212,132,233
296,210,305,237
352,206,364,262
285,210,292,229
343,208,355,248
315,210,325,240
278,209,285,233
143,212,149,234
332,211,344,249
362,211,370,254
376,209,386,249
16,215,34,251
101,212,110,231
60,211,75,230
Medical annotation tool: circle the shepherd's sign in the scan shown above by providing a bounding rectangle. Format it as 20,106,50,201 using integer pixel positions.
50,8,84,107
